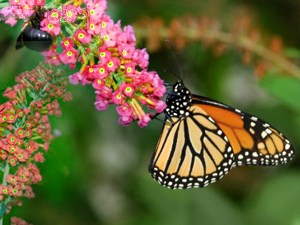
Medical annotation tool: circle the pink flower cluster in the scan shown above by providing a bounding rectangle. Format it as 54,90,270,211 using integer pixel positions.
41,0,166,127
11,217,32,225
0,0,44,26
1,0,166,127
0,64,72,217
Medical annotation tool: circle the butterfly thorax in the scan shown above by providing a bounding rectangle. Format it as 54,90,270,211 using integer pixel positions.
165,80,193,118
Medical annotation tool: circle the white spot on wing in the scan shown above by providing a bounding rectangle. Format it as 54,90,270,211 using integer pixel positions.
261,131,267,139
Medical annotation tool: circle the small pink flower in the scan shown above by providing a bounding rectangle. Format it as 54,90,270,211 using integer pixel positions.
98,46,111,64
124,62,136,74
92,79,104,90
7,145,18,154
5,17,17,27
0,152,8,160
106,57,120,72
62,5,78,22
96,85,112,98
124,25,136,44
99,14,114,32
83,65,98,81
141,71,166,97
44,54,60,66
7,134,18,144
155,100,166,113
0,185,9,195
116,103,133,117
100,21,122,47
61,38,74,49
21,6,35,18
87,0,107,21
116,26,136,46
69,72,82,85
59,48,79,64
94,97,109,111
40,17,60,36
6,175,18,185
120,83,135,97
0,7,12,17
8,155,17,166
25,129,32,137
45,9,60,22
112,91,125,105
132,48,149,69
74,29,92,45
138,114,151,128
35,0,45,6
15,149,29,162
9,185,22,197
44,142,50,151
16,127,26,138
118,44,135,60
24,186,35,198
86,20,101,35
93,65,109,79
118,116,133,126
33,152,44,163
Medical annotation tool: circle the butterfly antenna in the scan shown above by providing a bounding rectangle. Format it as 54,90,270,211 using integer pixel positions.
164,69,181,80
165,40,183,80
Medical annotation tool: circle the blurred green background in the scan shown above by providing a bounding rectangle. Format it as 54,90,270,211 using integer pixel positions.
1,0,300,224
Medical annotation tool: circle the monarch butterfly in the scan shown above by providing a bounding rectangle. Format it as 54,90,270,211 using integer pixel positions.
149,79,295,189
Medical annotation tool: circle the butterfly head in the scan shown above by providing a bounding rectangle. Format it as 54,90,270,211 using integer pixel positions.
165,80,193,118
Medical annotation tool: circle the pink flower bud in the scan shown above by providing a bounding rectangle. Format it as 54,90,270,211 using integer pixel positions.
138,114,151,128
155,101,166,113
116,103,133,117
95,97,110,111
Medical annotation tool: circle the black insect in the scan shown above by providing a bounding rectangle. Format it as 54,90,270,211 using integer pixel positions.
16,9,53,52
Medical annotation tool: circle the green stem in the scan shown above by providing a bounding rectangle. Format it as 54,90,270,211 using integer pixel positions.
0,160,10,224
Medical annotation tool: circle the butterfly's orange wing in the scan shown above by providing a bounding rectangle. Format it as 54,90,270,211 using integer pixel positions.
194,95,294,167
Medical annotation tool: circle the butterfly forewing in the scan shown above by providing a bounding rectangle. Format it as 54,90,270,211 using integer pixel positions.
192,95,295,167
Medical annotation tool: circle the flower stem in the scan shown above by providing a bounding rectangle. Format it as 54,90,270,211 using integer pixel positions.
206,31,300,79
0,160,10,224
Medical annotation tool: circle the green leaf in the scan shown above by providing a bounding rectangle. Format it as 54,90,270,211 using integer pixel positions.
260,74,300,112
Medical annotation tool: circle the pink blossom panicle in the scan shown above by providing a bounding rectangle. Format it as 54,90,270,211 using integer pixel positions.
1,0,166,127
0,63,72,217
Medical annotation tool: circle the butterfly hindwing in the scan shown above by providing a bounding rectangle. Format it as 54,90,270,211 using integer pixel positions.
149,105,235,189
